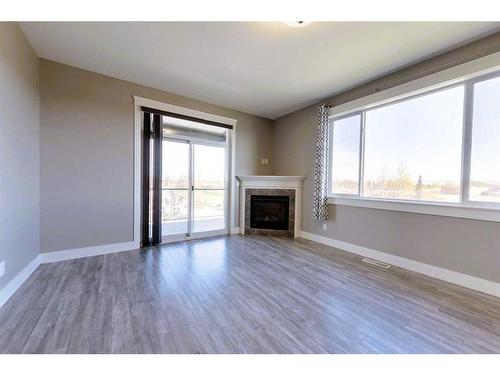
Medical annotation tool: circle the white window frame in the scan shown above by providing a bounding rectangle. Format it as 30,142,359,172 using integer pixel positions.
328,65,500,223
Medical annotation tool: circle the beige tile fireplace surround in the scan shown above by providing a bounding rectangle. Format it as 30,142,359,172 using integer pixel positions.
237,176,305,237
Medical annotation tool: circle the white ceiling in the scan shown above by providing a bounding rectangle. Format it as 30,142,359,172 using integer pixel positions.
20,22,499,119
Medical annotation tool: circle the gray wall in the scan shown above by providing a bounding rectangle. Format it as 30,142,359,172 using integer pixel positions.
4,24,499,286
0,23,40,289
39,59,273,253
272,33,500,284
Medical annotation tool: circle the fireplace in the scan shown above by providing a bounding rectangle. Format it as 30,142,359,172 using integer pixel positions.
243,188,296,236
237,176,304,237
250,195,290,230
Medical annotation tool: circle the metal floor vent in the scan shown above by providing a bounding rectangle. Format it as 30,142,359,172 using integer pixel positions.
362,257,391,269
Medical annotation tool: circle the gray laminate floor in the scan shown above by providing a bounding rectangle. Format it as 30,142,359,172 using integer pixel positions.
0,235,499,353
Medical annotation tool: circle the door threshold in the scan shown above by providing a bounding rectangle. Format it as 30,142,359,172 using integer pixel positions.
161,231,229,244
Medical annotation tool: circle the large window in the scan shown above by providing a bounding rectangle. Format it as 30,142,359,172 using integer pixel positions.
469,76,500,203
363,86,464,202
329,72,500,209
330,114,361,195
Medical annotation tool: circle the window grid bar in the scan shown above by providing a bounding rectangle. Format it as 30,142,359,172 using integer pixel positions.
358,112,366,197
460,81,474,204
187,142,194,236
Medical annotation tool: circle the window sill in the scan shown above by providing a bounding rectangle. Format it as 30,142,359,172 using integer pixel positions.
327,196,500,223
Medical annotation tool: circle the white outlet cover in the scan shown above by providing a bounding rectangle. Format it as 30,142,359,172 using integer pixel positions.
322,223,328,230
0,261,5,278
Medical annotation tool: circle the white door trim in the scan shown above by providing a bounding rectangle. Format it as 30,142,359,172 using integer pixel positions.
133,96,237,246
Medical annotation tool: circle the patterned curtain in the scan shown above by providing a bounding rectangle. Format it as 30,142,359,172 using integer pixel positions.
313,104,331,220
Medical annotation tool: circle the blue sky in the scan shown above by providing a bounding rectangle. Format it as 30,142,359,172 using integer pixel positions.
364,85,464,184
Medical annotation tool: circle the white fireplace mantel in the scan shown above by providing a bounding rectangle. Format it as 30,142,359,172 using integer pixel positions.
236,175,305,188
236,175,305,237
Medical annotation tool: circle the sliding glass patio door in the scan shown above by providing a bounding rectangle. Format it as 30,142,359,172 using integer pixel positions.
162,138,227,241
192,143,226,233
162,139,190,237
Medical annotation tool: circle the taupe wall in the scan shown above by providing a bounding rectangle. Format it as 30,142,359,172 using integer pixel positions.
0,23,40,289
319,32,500,108
5,24,499,285
39,59,273,253
272,33,500,284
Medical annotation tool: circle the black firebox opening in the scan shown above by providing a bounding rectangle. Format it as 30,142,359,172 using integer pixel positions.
250,195,289,230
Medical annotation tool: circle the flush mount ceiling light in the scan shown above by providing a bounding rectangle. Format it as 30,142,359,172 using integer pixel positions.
285,21,311,28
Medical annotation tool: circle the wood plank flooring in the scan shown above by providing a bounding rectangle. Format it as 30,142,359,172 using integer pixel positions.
0,235,499,353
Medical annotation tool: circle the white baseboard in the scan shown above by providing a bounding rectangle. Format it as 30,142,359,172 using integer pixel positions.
0,256,41,309
4,232,497,311
39,240,139,264
0,240,140,309
300,231,500,298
